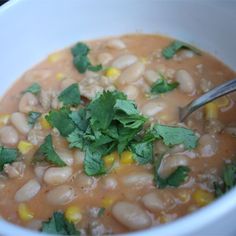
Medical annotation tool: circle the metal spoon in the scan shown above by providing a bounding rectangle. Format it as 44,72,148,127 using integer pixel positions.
179,79,236,122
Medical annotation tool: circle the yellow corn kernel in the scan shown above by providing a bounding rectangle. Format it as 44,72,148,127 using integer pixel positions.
18,203,34,221
48,53,61,63
140,57,148,64
40,114,51,129
215,96,229,108
65,206,82,224
103,152,118,168
56,72,65,81
120,151,134,164
192,189,214,207
205,102,218,120
101,197,115,208
105,67,121,79
17,141,34,155
0,114,10,127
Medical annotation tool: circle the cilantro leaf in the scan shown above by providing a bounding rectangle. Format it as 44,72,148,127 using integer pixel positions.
38,135,66,167
71,42,102,74
214,163,236,197
41,212,80,235
0,146,18,171
98,207,105,217
129,141,153,164
46,108,76,137
84,148,106,176
152,124,198,149
162,40,201,59
28,111,41,125
58,83,80,106
23,83,41,95
154,157,190,188
151,74,179,94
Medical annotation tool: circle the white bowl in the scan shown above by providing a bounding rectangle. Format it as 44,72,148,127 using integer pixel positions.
0,0,236,235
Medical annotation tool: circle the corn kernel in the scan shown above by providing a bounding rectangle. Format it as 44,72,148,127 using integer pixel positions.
215,96,229,108
140,57,148,64
101,197,115,208
48,53,61,63
40,114,51,129
0,114,10,127
65,206,82,224
105,67,121,79
56,72,65,81
103,152,118,168
120,151,134,164
192,189,214,207
18,203,34,221
17,141,34,155
205,102,218,120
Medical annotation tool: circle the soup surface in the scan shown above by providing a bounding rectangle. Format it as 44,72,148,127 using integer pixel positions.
0,34,236,235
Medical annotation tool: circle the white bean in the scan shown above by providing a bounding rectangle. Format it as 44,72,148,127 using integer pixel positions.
56,149,74,166
11,112,31,134
44,167,72,185
112,54,138,69
97,52,113,65
119,62,145,84
198,134,217,157
46,185,76,205
122,172,153,187
159,154,189,178
106,39,126,49
142,191,175,212
144,70,158,85
141,100,166,117
0,126,19,146
176,69,196,94
112,201,151,230
34,165,49,180
122,85,139,100
15,179,41,202
19,92,39,114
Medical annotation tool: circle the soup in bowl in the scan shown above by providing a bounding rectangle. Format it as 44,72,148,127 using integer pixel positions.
0,1,236,236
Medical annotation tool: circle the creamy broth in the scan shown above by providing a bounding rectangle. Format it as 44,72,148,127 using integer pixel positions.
0,34,236,235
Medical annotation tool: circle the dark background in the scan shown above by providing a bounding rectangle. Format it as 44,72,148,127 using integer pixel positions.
0,0,8,6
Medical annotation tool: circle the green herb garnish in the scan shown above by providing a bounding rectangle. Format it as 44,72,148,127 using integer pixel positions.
37,135,66,167
0,146,18,171
23,83,41,95
155,165,190,188
71,42,102,74
214,163,236,197
151,74,179,94
58,83,80,106
151,124,198,149
28,111,41,125
98,207,105,217
162,40,201,59
41,212,80,235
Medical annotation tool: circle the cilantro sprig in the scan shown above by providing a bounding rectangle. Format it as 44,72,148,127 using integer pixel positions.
162,40,201,59
23,83,41,95
0,146,18,171
37,135,66,167
150,74,179,94
71,42,102,74
41,212,80,235
58,83,81,106
214,163,236,197
154,155,190,188
28,111,41,126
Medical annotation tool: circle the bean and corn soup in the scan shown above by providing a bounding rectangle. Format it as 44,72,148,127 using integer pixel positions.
0,34,236,235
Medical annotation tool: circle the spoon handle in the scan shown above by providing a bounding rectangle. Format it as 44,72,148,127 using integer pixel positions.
179,79,236,122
